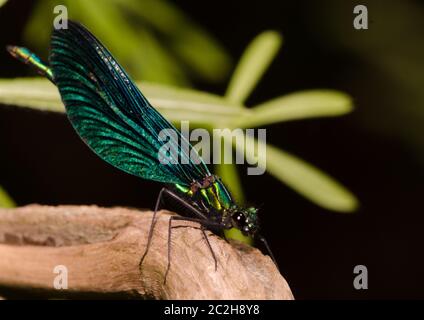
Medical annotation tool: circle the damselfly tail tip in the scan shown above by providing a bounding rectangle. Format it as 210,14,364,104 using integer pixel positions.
6,45,18,56
6,45,26,60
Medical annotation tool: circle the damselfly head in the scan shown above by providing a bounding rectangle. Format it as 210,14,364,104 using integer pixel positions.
230,206,259,236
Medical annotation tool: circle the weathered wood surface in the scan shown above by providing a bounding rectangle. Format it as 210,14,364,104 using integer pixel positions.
0,205,294,299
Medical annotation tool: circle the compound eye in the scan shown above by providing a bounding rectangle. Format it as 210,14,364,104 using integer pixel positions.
232,212,246,226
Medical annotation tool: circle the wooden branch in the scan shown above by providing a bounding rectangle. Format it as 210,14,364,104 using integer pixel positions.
0,205,294,299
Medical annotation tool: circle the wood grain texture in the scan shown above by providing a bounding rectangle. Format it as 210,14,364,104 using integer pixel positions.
0,205,294,299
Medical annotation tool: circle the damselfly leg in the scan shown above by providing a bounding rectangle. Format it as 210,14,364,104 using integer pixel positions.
139,187,223,283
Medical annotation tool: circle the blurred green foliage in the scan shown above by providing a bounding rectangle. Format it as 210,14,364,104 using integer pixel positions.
0,185,15,208
308,0,424,163
0,0,359,212
24,0,232,85
216,31,357,211
0,30,358,212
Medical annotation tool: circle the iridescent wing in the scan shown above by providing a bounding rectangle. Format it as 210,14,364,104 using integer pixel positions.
49,21,210,185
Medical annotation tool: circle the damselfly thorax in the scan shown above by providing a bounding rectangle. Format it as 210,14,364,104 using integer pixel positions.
173,175,259,237
175,175,231,217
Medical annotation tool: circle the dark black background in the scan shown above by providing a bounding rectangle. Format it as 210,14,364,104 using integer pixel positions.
0,0,423,299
